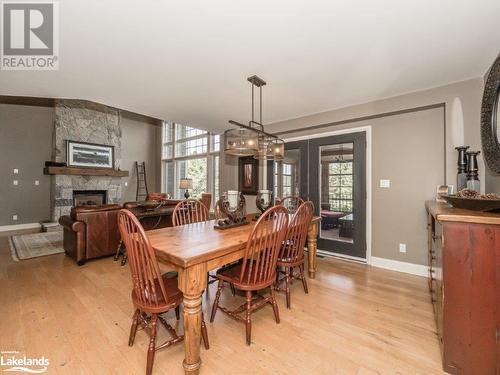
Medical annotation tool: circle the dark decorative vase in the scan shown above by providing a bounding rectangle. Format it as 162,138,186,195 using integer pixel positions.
466,151,481,193
455,146,469,191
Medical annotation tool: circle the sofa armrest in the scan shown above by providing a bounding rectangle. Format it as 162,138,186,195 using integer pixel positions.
59,215,85,232
123,201,140,209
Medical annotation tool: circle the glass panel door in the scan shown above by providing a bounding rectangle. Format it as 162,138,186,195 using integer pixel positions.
274,133,366,259
320,143,354,243
309,132,366,259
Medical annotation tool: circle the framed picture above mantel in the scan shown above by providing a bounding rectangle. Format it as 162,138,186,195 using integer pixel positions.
239,156,259,195
66,140,114,169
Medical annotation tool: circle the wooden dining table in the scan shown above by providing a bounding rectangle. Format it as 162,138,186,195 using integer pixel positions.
146,214,321,374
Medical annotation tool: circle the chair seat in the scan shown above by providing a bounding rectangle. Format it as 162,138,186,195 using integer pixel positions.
216,262,275,291
277,255,304,267
132,272,182,313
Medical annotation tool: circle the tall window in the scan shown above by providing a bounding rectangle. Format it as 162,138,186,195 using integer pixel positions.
274,162,295,198
282,163,293,196
162,123,220,205
328,160,353,212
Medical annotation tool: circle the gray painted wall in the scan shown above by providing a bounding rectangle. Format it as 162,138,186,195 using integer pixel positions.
121,115,161,202
0,102,161,226
0,104,54,225
371,109,443,265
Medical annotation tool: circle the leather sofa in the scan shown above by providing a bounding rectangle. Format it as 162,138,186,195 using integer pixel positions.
59,204,122,265
59,193,212,266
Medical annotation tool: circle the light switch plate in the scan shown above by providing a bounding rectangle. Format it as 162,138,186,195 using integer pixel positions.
13,169,18,174
35,180,40,186
124,182,128,187
13,180,18,186
380,179,390,188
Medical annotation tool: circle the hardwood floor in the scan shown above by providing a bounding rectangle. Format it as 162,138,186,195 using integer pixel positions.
0,229,444,374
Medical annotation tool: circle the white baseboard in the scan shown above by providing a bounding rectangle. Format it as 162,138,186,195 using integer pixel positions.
0,223,41,232
370,256,428,277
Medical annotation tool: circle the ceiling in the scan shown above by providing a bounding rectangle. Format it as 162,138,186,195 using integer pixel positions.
1,0,499,133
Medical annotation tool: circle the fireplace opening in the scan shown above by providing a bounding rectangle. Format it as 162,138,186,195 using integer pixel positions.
73,190,107,207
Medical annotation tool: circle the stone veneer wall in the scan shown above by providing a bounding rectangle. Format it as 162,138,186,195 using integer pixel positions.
51,99,123,221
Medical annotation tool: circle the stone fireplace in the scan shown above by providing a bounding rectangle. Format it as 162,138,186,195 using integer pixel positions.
51,100,123,221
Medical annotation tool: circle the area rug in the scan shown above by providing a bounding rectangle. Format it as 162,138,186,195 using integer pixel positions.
9,230,64,261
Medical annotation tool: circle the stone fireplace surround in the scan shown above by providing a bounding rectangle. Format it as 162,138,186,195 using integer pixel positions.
51,100,123,222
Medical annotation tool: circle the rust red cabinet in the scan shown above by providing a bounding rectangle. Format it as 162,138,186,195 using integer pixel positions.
426,201,500,375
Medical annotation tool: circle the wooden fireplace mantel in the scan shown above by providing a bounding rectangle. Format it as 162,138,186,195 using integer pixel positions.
44,166,129,177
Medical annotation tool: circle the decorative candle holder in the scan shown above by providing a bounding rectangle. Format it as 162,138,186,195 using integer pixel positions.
466,150,481,193
255,190,273,219
214,191,249,230
455,146,469,191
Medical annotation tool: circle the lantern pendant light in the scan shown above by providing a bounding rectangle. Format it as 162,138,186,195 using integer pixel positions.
224,75,284,160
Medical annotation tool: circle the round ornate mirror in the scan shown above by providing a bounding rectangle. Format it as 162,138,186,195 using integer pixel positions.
481,54,500,174
495,86,500,144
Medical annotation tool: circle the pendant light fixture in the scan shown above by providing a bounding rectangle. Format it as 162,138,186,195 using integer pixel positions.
224,75,284,160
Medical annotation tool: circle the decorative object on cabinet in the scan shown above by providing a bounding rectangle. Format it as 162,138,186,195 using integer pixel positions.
442,188,500,211
465,150,481,192
66,140,114,169
214,191,249,229
480,53,500,174
238,156,259,195
454,146,469,191
436,185,454,202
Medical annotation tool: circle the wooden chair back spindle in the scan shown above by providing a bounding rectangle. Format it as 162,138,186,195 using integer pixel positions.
172,199,209,226
280,201,314,262
117,209,170,307
239,205,289,287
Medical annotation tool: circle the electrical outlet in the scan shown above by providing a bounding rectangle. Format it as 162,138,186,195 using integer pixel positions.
124,182,128,187
399,243,407,253
380,179,391,188
13,180,18,186
12,215,18,221
35,180,40,186
13,168,18,174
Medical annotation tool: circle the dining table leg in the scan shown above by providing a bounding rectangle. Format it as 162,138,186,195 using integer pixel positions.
178,263,207,375
307,221,319,279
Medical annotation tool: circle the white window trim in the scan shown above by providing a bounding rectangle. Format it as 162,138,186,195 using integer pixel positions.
161,122,220,203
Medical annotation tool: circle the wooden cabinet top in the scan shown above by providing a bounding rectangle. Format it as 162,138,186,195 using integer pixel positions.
426,201,500,225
